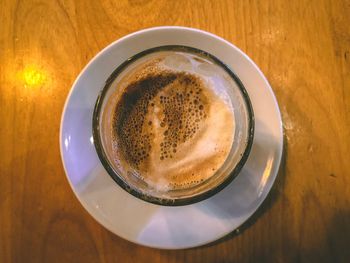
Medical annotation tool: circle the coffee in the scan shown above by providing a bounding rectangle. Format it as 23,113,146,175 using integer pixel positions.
105,50,235,191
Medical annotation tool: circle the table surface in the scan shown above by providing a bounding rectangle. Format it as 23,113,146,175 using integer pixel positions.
1,0,349,262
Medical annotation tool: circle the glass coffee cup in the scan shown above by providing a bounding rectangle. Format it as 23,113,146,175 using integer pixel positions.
92,46,254,206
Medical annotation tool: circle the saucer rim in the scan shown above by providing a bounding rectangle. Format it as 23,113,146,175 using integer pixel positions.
59,26,283,249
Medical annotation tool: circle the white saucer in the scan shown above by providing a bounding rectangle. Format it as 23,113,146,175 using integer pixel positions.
60,26,283,249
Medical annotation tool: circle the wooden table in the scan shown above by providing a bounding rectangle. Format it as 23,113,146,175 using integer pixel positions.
1,0,349,262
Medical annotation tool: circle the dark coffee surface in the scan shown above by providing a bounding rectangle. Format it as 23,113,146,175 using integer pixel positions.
113,71,208,169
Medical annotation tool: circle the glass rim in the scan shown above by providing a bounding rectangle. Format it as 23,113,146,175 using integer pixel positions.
92,45,255,206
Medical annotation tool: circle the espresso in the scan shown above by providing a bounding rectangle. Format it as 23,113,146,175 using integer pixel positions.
108,51,235,191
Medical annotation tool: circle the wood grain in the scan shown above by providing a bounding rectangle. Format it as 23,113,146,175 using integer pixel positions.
1,0,349,262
